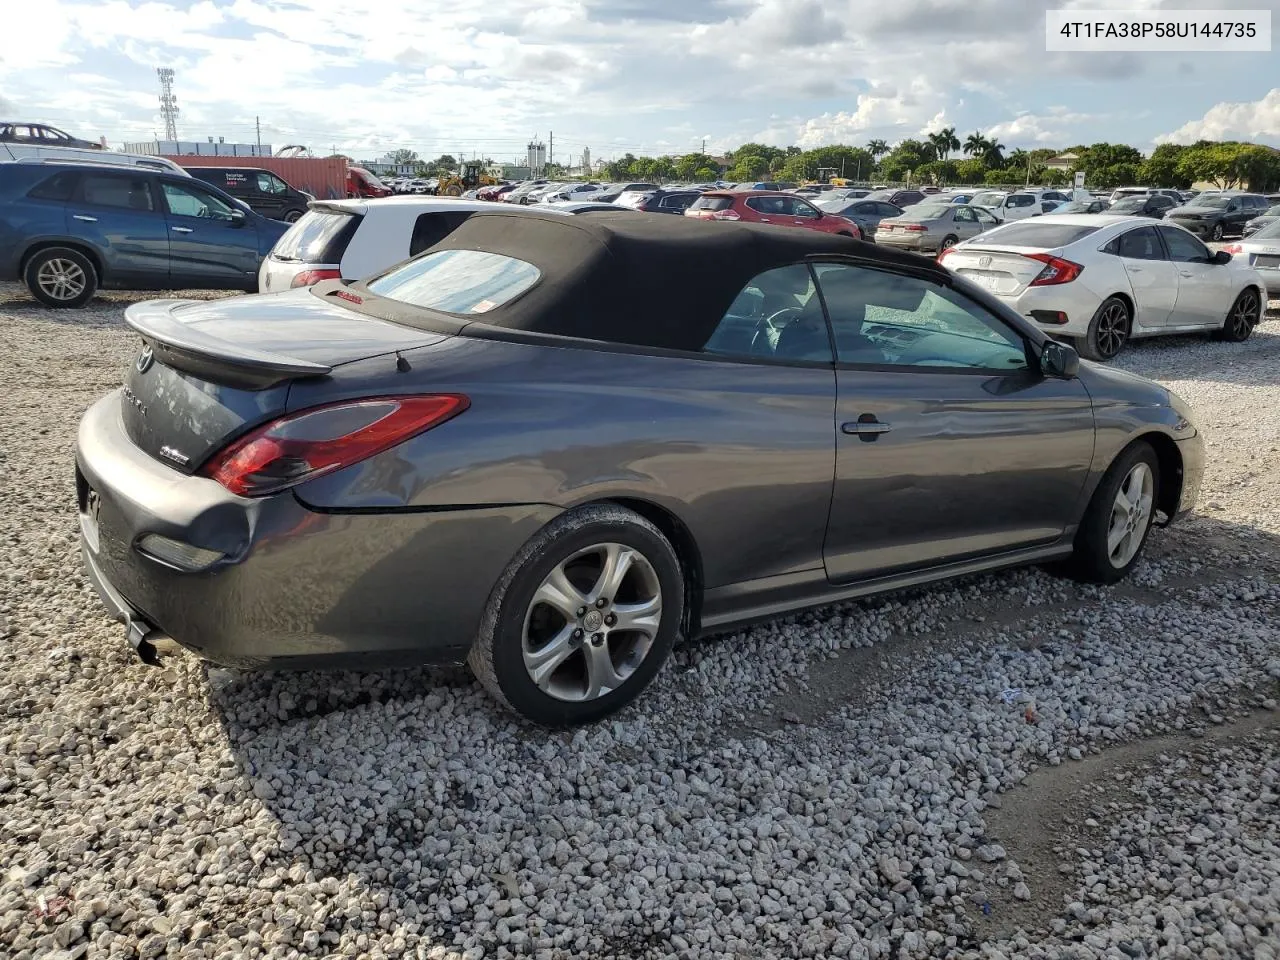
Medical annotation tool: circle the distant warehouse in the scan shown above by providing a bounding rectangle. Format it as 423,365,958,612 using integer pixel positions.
123,139,272,158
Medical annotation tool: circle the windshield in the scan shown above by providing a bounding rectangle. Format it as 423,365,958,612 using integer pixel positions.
1110,198,1148,212
367,249,540,314
270,210,358,262
690,195,733,210
1193,197,1230,209
971,191,1006,207
903,204,953,220
1188,193,1221,205
966,221,1103,248
1252,218,1280,240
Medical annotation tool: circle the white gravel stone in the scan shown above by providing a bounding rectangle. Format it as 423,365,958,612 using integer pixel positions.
1,286,1278,959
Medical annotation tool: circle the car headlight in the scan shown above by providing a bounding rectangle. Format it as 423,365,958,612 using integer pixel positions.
1166,389,1199,437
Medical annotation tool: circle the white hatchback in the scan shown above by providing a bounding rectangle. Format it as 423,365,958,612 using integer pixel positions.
258,197,505,292
939,214,1267,361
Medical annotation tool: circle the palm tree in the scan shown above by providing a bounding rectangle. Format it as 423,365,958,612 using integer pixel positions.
866,139,889,160
929,127,960,161
963,132,989,158
984,139,1007,167
1007,148,1029,168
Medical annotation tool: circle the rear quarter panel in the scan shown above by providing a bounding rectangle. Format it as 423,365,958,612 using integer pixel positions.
0,198,72,278
287,335,838,590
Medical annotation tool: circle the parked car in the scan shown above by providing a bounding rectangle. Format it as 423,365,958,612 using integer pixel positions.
1046,198,1112,215
76,209,1203,725
347,166,392,199
968,191,1047,222
1109,187,1184,204
815,198,903,239
0,121,102,149
866,188,926,208
943,193,980,205
1242,203,1280,237
938,215,1265,360
1164,193,1271,241
0,160,288,307
258,197,618,292
875,202,1002,253
685,190,861,238
1223,219,1280,297
604,183,662,205
1105,194,1177,219
541,182,604,203
615,189,701,215
477,183,516,202
184,166,314,222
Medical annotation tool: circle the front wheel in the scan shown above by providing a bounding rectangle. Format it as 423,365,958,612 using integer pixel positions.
1064,442,1160,584
283,209,304,223
1076,296,1130,362
24,247,98,308
468,504,685,727
1214,288,1261,342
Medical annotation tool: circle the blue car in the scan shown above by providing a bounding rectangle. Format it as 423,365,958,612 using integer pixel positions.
0,160,289,307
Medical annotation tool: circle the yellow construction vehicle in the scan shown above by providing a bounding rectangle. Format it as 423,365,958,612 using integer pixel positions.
436,161,499,196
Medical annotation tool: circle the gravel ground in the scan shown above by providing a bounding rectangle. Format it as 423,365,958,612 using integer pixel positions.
1,283,1278,960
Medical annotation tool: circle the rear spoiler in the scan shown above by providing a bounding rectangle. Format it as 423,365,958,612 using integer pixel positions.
125,300,332,388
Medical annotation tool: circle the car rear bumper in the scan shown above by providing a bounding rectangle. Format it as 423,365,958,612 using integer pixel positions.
973,286,1098,339
875,233,929,251
76,392,560,670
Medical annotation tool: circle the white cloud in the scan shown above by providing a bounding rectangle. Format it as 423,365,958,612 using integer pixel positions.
986,108,1100,145
1155,89,1280,145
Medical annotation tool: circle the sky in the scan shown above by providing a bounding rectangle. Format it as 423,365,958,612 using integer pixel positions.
2,0,1278,165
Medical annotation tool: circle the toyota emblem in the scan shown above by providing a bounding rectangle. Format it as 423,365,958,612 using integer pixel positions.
136,344,154,374
978,255,992,268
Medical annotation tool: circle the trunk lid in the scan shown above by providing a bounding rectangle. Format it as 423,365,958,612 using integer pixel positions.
942,246,1052,296
120,289,448,472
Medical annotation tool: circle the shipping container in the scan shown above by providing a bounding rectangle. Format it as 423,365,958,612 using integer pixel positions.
126,140,273,157
166,155,352,200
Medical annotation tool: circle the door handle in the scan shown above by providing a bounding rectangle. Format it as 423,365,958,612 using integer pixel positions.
1128,266,1143,273
1179,271,1194,278
842,417,892,441
759,218,772,223
73,215,97,222
171,226,194,234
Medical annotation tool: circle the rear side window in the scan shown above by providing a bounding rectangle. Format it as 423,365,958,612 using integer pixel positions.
968,222,1102,247
690,195,733,211
80,174,155,211
1006,194,1035,208
409,211,474,256
27,171,77,201
367,249,540,314
272,211,361,262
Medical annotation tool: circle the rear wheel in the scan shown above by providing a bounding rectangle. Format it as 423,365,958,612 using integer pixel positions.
441,184,462,197
1076,296,1130,362
1209,222,1224,241
469,504,684,727
24,247,98,308
939,234,959,252
1063,442,1159,584
1214,288,1261,342
283,209,304,223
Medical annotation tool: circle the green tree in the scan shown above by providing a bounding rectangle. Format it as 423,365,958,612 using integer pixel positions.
1138,143,1189,188
675,153,714,180
983,168,1009,185
728,154,769,181
694,166,718,181
866,139,889,160
955,158,987,184
389,148,418,165
963,132,989,158
983,139,1006,167
927,126,961,161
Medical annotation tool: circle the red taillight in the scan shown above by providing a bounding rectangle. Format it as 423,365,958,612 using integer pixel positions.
201,395,469,497
900,224,927,232
1223,243,1242,254
291,269,342,288
937,247,957,264
1026,253,1083,286
711,209,741,220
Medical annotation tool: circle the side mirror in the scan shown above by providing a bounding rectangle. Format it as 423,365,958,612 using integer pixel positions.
230,209,247,227
1211,249,1232,264
1040,339,1080,379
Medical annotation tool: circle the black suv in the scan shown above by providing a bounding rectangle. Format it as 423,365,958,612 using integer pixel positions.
0,122,101,150
1165,193,1271,241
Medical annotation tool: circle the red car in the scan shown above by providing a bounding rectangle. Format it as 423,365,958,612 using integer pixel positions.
685,190,861,239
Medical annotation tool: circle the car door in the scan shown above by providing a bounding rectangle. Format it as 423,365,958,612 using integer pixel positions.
1223,198,1250,235
1159,225,1233,327
788,197,826,230
813,261,1094,581
971,206,1000,234
1108,225,1179,330
63,170,171,286
252,172,286,219
952,205,981,240
158,177,262,288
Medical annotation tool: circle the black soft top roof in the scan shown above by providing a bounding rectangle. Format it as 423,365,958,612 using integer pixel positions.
359,208,949,353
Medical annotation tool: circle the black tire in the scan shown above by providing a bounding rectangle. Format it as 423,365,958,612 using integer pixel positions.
24,247,98,308
1209,222,1224,242
1064,441,1160,584
283,209,305,223
1076,296,1131,362
468,504,685,727
1214,288,1261,342
939,234,959,252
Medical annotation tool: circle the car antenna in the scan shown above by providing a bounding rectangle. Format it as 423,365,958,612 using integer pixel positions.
395,352,411,372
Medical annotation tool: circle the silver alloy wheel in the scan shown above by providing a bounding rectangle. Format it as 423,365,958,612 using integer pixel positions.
1106,462,1154,568
36,258,86,301
1095,301,1129,359
1229,291,1259,338
522,542,663,703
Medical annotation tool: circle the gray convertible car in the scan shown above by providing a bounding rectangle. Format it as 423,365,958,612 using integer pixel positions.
77,210,1204,726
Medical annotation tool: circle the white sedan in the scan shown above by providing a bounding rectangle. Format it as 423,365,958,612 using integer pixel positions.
939,214,1267,361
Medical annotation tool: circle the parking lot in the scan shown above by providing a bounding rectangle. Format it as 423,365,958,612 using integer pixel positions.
1,283,1279,960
